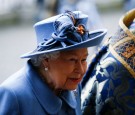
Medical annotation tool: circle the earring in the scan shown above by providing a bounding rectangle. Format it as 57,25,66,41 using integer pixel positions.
44,67,48,71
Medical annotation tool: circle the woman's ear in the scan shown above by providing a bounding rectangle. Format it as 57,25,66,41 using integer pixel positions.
42,58,49,68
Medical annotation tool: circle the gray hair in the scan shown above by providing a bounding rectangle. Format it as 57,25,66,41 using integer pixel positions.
31,51,60,67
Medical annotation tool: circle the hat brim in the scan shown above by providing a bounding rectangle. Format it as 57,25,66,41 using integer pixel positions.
21,29,107,58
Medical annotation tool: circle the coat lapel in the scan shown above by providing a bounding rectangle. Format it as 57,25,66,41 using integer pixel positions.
61,90,77,109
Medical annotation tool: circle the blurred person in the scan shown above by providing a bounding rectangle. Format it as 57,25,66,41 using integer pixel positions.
0,11,107,114
35,0,57,22
55,0,103,30
35,0,45,22
55,0,78,14
76,0,103,30
123,0,135,12
81,8,135,115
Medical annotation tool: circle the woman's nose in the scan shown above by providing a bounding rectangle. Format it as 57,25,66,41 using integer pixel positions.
75,61,86,74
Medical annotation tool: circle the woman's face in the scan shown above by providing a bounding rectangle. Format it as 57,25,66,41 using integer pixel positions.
43,48,88,91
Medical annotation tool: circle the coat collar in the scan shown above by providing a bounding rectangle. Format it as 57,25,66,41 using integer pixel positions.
25,60,77,114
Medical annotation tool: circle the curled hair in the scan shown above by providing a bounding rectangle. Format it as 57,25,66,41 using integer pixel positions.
31,51,60,67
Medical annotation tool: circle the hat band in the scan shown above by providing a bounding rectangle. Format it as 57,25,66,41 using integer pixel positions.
37,24,88,51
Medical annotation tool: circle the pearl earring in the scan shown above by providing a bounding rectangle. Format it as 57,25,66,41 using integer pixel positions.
45,67,48,71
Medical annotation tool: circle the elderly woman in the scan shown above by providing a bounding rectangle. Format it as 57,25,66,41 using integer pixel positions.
0,11,106,115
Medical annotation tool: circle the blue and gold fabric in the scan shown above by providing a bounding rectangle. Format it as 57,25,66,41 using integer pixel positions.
81,9,135,115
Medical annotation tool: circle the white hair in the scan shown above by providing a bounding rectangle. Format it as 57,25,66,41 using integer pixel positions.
31,51,60,67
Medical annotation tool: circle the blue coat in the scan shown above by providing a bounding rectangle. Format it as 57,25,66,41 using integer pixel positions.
0,60,82,115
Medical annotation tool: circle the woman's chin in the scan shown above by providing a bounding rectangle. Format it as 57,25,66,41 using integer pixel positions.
65,85,78,90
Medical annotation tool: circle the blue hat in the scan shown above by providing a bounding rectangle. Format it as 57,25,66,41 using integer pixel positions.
21,11,107,58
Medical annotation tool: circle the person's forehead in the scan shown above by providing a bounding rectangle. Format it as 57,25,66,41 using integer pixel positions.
60,48,88,55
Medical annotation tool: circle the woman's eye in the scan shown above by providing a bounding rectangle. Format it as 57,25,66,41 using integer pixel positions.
81,58,87,62
69,58,77,62
68,58,78,63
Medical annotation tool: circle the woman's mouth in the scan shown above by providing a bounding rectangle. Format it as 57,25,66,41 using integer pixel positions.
69,77,82,83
